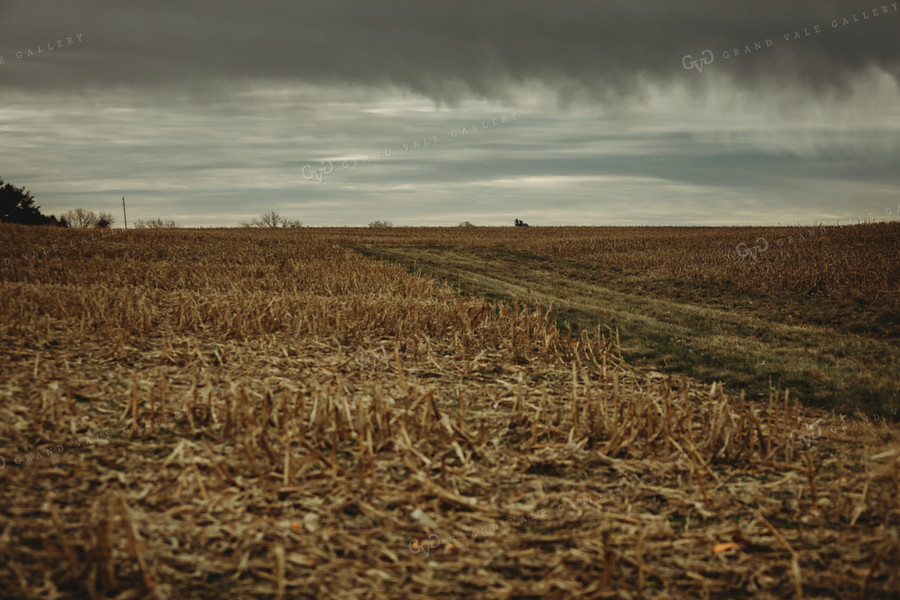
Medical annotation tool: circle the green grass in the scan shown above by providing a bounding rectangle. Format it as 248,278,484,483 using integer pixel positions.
350,244,900,415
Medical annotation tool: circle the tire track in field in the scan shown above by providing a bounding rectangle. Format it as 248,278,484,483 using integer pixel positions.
352,244,900,411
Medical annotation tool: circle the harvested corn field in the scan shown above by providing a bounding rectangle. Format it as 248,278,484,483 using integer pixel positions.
1,225,899,599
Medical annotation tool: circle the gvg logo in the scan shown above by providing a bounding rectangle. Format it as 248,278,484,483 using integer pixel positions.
682,50,714,73
789,421,823,448
301,160,334,183
408,534,441,557
736,237,768,261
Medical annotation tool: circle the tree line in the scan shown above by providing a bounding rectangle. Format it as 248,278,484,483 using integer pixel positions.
3,176,533,229
1,177,180,229
1,177,114,228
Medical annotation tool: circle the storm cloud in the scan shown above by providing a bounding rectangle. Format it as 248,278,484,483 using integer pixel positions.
2,1,899,103
1,1,898,227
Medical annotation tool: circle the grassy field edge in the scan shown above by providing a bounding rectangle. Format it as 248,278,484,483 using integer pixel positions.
350,243,900,415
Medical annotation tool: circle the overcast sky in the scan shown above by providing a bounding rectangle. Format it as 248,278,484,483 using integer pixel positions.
1,1,899,227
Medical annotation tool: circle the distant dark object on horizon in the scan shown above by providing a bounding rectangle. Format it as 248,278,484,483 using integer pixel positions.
514,218,529,227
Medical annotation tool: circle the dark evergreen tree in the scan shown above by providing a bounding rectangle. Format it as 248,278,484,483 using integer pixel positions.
95,212,114,228
0,177,66,226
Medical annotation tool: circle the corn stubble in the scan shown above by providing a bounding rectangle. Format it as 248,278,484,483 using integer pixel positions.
341,222,900,308
0,225,898,599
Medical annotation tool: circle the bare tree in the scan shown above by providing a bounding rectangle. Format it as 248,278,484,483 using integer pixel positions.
61,208,113,228
60,208,94,228
134,217,179,229
368,219,394,228
256,211,285,228
240,212,303,228
458,221,475,227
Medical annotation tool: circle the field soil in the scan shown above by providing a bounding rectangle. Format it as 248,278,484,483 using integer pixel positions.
1,225,899,599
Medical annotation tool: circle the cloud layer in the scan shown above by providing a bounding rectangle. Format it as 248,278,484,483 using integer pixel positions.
1,1,898,227
3,1,899,104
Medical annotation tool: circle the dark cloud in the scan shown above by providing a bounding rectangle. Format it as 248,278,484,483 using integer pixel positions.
2,1,897,227
2,1,899,104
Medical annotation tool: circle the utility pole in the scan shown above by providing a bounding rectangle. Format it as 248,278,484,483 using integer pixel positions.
122,196,127,229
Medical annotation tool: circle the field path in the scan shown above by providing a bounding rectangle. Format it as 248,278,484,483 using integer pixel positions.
353,244,899,412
